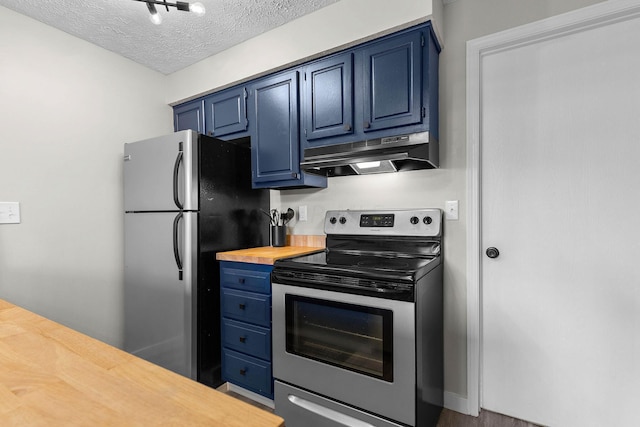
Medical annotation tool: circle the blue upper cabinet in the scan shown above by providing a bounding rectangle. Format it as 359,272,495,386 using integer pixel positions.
173,22,438,187
301,22,440,151
203,86,249,138
249,70,327,189
174,100,204,133
362,31,422,133
302,52,354,141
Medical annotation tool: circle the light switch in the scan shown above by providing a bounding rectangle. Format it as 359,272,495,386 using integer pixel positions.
0,202,21,224
445,200,459,221
298,205,308,222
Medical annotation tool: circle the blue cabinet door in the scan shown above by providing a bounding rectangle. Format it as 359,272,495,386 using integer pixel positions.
174,100,204,132
362,31,423,132
250,70,300,184
302,52,354,141
204,86,248,138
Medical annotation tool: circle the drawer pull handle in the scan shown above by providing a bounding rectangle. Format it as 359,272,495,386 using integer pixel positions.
238,303,246,310
239,336,246,343
238,278,245,284
239,368,247,376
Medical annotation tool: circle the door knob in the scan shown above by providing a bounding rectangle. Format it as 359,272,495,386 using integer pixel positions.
486,247,500,259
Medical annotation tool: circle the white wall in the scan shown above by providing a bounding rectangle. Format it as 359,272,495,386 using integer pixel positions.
165,0,435,104
0,6,172,347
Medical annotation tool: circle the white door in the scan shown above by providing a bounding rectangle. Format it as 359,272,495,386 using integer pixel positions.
478,6,640,427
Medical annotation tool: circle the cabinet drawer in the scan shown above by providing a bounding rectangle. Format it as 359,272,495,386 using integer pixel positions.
222,318,271,360
223,349,272,398
220,262,272,294
221,288,271,327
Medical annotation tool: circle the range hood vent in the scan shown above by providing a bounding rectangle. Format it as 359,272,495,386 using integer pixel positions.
300,131,438,177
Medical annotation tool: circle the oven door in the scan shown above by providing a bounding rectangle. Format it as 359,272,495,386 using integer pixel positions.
272,282,416,426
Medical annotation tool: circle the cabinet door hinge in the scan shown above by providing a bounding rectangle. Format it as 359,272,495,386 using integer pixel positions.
243,88,248,99
303,72,307,81
422,107,426,118
421,34,425,47
304,128,307,136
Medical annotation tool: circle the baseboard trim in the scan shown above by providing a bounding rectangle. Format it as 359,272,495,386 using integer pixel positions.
444,391,471,416
227,383,275,409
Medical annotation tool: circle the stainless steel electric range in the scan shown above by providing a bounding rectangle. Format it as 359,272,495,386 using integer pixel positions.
271,209,443,427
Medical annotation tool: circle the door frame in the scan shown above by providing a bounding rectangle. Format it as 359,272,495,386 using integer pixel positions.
465,0,640,417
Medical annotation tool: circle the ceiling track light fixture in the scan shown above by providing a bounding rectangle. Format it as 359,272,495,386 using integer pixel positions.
133,0,206,25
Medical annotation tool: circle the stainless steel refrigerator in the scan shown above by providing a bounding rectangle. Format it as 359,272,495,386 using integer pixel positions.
123,130,269,387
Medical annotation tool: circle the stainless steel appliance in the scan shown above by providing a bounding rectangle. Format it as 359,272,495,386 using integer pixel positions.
271,209,443,427
123,130,269,387
301,131,438,176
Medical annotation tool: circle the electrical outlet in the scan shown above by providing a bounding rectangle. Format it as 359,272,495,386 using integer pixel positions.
0,202,20,224
298,205,308,222
445,200,459,220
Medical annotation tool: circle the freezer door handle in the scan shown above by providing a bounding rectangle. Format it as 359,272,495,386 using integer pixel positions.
173,212,184,280
173,145,184,210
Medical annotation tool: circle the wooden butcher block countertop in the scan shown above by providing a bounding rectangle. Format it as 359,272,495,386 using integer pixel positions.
0,299,284,427
216,235,325,265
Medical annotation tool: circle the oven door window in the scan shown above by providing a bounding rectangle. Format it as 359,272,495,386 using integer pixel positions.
285,295,393,382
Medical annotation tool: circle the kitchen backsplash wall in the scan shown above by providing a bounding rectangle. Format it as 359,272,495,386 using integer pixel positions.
272,169,452,235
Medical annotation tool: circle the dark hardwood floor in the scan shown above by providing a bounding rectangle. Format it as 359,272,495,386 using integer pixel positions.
218,383,542,427
437,409,541,427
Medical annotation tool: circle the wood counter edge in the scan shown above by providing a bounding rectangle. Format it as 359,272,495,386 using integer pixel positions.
216,246,323,265
0,299,285,427
216,234,326,265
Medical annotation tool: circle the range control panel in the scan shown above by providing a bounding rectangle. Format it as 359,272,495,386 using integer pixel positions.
325,209,442,237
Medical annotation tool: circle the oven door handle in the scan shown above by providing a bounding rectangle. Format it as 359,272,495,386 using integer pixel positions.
287,394,376,427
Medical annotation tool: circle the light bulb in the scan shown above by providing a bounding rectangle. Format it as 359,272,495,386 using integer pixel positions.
149,12,162,25
147,3,162,25
189,2,206,16
356,161,381,169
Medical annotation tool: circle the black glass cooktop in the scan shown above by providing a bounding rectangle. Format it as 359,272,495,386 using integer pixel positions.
272,235,441,300
274,248,439,284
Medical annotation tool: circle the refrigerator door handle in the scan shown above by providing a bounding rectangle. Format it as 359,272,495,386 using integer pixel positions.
173,147,184,210
173,212,184,280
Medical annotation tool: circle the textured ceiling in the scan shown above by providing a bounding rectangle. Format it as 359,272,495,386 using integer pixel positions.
0,0,339,74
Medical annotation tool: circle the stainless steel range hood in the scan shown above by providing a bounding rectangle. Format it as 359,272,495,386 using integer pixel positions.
300,131,438,176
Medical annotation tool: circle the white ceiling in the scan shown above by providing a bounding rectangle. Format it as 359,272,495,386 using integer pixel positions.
0,0,339,74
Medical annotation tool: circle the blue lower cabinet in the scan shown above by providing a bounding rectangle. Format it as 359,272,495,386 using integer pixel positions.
222,318,271,360
220,261,273,399
222,349,273,397
221,288,271,327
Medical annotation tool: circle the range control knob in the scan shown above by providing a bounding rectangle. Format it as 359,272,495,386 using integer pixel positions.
329,217,337,224
423,216,432,225
339,217,347,225
410,216,419,225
